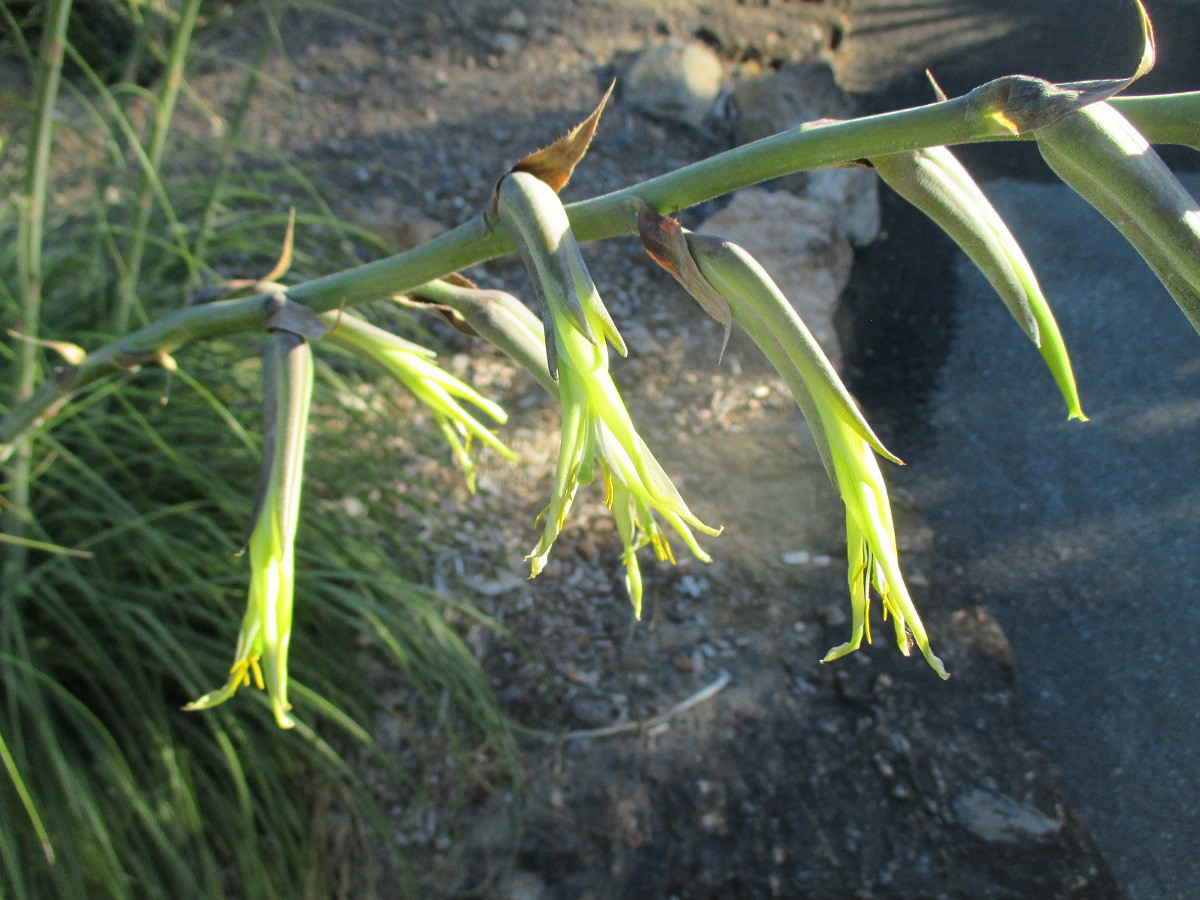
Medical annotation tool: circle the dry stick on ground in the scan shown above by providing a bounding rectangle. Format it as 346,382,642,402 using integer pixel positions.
516,671,732,744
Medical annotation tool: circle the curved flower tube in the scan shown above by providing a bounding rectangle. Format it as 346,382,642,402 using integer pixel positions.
872,146,1085,420
686,234,947,677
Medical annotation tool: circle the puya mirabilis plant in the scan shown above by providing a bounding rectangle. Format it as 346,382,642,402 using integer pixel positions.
5,0,1200,721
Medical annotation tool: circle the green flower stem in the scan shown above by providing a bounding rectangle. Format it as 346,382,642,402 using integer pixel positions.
1110,92,1200,150
984,93,1200,150
1,0,68,814
0,81,1180,454
114,0,203,332
5,0,73,577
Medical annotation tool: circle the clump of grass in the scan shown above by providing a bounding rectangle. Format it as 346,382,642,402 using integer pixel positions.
0,4,511,897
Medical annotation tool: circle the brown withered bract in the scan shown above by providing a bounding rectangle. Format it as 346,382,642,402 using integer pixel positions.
488,81,615,218
635,200,732,358
511,80,614,192
964,0,1154,135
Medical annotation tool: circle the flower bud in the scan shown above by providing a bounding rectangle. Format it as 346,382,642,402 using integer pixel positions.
1036,101,1200,336
872,146,1085,420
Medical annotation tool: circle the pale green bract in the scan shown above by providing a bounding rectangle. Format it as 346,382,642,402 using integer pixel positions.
871,146,1086,421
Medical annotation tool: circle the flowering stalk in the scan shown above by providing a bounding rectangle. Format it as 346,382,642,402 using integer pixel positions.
324,312,515,490
495,171,719,616
871,146,1085,419
5,40,1186,458
186,319,315,728
1035,101,1200,335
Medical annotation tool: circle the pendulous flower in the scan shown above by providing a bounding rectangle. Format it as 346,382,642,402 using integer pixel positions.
638,203,947,676
186,310,316,727
495,170,720,617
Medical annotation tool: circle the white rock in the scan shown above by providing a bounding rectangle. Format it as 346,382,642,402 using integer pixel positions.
953,789,1062,844
804,167,881,248
623,41,724,129
731,62,880,246
698,188,853,366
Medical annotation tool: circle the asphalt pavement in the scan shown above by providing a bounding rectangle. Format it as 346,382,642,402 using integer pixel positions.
910,174,1200,900
837,3,1200,896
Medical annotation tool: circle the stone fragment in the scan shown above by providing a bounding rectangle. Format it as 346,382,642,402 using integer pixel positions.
499,8,529,32
496,869,546,900
570,696,612,728
623,41,724,129
732,61,852,145
698,188,853,366
804,166,881,248
731,61,880,245
953,789,1062,844
486,31,522,56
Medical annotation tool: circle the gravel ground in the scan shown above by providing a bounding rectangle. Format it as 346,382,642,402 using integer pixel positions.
181,0,1199,895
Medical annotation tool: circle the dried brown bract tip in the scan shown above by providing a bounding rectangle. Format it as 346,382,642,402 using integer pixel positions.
635,200,732,359
489,81,615,217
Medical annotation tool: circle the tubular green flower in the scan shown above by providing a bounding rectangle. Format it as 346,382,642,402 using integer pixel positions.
399,279,710,618
495,171,719,613
816,400,943,675
324,312,515,491
1036,100,1200,336
872,146,1085,420
656,224,947,676
186,328,314,728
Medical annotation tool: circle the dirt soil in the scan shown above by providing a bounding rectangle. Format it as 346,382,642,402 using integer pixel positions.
186,1,1155,896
